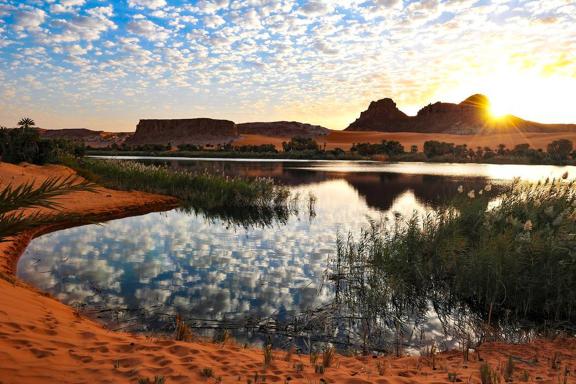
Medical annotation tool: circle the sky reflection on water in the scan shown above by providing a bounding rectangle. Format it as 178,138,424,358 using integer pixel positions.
17,160,573,346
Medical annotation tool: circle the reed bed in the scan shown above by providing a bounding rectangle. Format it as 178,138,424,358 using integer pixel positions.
333,177,576,348
68,158,296,227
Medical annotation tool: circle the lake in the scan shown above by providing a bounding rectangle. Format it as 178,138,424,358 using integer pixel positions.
17,160,576,350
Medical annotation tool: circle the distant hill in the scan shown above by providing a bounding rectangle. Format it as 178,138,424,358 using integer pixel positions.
238,121,330,138
125,118,238,146
37,128,131,148
346,94,576,134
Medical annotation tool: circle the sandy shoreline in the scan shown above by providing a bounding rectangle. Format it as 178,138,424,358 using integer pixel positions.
1,162,575,384
234,131,576,151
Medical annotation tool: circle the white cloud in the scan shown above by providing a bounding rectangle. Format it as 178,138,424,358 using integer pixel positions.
127,18,170,42
13,7,46,33
51,0,86,14
203,14,226,29
127,0,167,10
46,9,116,42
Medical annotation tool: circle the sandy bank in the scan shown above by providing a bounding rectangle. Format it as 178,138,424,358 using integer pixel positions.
0,162,575,383
234,131,576,152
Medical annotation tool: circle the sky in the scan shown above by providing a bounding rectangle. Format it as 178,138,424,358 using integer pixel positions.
0,0,575,132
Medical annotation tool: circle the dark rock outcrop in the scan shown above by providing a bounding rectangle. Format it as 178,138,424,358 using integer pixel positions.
126,118,238,146
346,94,576,134
238,121,330,138
346,98,409,132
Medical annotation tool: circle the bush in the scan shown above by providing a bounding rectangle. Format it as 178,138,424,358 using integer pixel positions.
282,137,320,152
234,144,278,153
351,140,404,157
0,127,84,164
423,140,455,158
547,139,573,161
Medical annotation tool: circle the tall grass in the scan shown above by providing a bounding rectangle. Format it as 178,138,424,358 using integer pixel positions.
333,178,576,347
65,158,296,227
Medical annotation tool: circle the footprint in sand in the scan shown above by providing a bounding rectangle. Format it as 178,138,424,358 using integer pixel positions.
167,345,190,357
68,349,94,363
30,348,55,359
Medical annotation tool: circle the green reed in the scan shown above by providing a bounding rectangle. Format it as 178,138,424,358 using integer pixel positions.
66,158,296,227
334,177,576,345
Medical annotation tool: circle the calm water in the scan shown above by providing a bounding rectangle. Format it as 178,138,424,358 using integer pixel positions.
17,160,576,348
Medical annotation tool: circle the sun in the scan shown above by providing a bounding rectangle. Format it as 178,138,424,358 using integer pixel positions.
444,61,576,124
488,101,510,120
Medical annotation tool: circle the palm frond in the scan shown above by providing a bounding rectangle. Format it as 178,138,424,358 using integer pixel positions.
0,176,98,214
0,175,99,242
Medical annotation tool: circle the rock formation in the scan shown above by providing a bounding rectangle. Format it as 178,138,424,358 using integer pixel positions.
346,98,409,132
126,118,238,146
238,121,330,138
346,94,576,134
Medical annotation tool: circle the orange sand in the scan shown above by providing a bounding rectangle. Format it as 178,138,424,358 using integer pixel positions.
235,131,576,151
1,162,576,383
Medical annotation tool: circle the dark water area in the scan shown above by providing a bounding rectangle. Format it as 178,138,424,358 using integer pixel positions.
17,159,576,351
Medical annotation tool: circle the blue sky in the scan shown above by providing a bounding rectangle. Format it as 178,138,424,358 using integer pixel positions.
0,0,575,131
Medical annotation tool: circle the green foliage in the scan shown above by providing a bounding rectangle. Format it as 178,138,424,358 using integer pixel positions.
124,143,171,152
423,140,456,158
17,117,35,129
351,140,404,157
65,158,295,227
177,143,202,151
0,125,84,165
235,144,278,153
0,176,96,242
547,139,573,161
282,136,320,152
335,178,576,345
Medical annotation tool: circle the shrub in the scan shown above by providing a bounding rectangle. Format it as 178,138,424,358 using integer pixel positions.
547,139,573,161
351,140,404,157
423,140,454,158
0,126,84,165
282,137,320,152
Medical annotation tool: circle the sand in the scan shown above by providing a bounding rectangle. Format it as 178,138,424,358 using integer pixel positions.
1,162,575,384
234,131,576,151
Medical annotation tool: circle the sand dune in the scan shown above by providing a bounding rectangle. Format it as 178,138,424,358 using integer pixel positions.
235,131,576,152
1,162,575,383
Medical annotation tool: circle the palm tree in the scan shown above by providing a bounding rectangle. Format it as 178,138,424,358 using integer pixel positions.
0,176,97,242
17,117,35,129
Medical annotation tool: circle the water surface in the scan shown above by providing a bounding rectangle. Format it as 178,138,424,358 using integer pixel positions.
18,160,576,348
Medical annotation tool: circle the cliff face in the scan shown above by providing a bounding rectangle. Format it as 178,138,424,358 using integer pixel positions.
238,121,330,138
346,94,576,134
126,118,238,146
